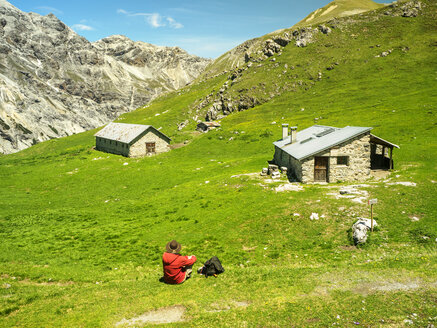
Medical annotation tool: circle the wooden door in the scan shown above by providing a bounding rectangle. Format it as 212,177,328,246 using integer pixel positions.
146,142,156,154
314,157,328,182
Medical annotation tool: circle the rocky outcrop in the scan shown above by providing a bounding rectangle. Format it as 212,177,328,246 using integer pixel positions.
0,1,210,154
205,94,260,121
384,0,423,18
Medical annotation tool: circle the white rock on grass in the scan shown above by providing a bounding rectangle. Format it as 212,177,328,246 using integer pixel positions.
352,218,378,245
310,213,319,220
271,171,281,179
351,197,368,204
386,181,417,187
275,183,303,192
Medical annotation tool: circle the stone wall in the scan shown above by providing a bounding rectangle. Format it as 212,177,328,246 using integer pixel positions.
96,137,129,156
301,133,371,183
273,147,286,168
129,130,170,158
328,133,371,182
274,146,303,181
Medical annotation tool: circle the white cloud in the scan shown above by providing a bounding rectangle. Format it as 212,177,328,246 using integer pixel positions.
167,17,183,29
71,24,94,31
36,6,63,15
146,13,165,28
118,9,183,29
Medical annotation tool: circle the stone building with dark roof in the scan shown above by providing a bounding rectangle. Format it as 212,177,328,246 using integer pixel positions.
273,124,399,183
94,123,171,157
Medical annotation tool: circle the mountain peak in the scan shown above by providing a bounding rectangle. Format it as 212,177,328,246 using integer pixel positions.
0,0,19,12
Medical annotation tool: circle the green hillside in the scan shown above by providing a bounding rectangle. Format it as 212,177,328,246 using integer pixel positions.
295,0,385,28
0,0,436,327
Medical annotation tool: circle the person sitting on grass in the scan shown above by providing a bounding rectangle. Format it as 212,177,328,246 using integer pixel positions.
162,240,197,284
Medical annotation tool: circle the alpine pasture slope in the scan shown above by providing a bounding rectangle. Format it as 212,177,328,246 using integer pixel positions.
0,0,436,326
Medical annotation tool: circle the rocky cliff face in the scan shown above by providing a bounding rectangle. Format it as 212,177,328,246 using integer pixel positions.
0,0,211,154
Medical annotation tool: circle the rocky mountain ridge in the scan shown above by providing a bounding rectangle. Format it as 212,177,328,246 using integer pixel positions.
0,0,210,154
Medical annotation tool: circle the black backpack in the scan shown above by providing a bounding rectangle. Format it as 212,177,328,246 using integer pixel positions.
199,256,225,277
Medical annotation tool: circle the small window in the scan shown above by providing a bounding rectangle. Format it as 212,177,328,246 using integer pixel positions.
337,156,349,166
146,142,156,154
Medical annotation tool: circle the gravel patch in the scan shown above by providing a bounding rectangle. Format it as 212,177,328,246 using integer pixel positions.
115,306,185,326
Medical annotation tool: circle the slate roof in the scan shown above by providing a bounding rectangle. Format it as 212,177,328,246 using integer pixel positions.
273,125,372,161
94,123,170,144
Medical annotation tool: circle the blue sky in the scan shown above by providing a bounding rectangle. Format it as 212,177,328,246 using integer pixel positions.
9,0,388,59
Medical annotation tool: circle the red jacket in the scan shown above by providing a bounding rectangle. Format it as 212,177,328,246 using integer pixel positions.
162,253,197,284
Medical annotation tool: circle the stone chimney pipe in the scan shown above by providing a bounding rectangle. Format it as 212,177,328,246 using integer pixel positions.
282,124,289,139
290,126,297,143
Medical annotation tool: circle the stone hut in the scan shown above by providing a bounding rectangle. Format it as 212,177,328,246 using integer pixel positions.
273,124,399,183
94,123,171,157
196,121,221,132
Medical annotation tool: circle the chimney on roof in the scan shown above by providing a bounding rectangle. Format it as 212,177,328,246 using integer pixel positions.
282,123,289,139
290,126,297,143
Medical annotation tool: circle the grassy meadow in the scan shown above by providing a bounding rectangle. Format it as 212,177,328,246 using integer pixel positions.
1,1,436,327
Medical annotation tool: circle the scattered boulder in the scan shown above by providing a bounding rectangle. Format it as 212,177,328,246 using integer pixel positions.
352,218,378,245
271,171,281,179
261,167,268,176
177,120,189,131
268,164,279,175
402,8,419,17
310,213,319,220
293,28,315,47
386,0,423,17
273,32,292,47
375,50,392,58
319,25,332,34
263,39,281,57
